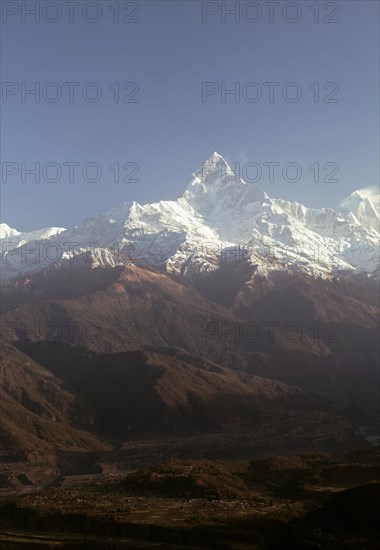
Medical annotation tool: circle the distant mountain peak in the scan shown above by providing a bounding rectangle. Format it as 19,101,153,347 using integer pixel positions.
337,187,380,232
188,151,236,186
0,223,20,239
1,154,379,282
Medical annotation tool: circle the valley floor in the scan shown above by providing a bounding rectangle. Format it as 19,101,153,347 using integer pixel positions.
1,446,379,549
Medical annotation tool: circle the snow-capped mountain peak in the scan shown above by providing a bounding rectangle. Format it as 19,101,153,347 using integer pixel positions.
182,151,237,194
1,154,379,282
0,223,20,239
180,152,268,218
336,187,379,231
0,224,66,245
195,151,235,180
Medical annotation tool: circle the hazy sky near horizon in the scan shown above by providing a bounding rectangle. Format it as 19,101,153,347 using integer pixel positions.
1,0,379,231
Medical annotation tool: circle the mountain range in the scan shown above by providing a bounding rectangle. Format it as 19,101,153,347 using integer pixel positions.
1,152,379,282
0,152,379,483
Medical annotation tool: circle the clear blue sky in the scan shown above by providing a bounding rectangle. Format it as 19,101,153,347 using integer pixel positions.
1,0,379,231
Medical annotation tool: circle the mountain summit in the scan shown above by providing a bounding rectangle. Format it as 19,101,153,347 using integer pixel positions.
1,153,379,282
181,152,268,216
187,151,236,185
